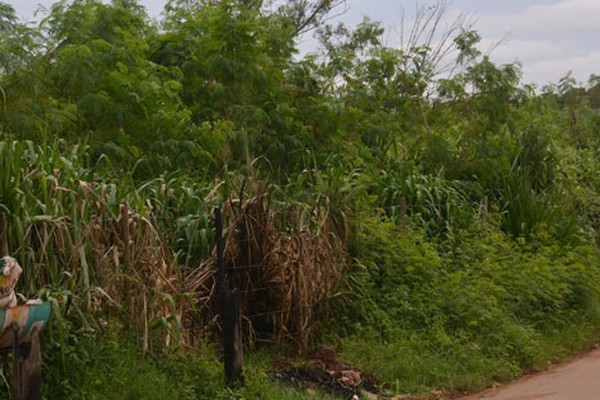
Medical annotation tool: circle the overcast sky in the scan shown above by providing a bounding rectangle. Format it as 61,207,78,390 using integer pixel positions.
4,0,599,87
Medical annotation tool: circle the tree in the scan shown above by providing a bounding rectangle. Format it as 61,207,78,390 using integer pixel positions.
156,0,326,173
167,0,348,35
41,1,189,158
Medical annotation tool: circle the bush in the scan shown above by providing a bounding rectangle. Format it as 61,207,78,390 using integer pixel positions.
336,214,600,393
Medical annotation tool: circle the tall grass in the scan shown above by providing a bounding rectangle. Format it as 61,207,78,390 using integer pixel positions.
499,165,579,242
0,139,224,354
377,164,479,239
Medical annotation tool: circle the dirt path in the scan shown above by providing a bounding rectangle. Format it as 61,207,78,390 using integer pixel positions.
457,347,600,400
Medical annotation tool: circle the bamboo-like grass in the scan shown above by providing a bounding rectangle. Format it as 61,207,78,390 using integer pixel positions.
0,139,186,354
1,138,346,356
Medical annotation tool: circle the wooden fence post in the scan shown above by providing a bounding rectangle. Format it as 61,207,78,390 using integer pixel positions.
215,207,244,387
12,326,41,400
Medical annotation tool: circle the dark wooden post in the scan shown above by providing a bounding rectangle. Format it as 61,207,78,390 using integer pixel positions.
12,324,22,400
22,329,42,400
11,325,42,400
0,212,9,257
215,207,244,386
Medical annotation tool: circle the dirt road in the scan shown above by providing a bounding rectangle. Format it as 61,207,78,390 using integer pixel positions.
458,347,600,400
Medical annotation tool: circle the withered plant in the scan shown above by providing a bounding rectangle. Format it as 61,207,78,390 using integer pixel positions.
183,186,345,353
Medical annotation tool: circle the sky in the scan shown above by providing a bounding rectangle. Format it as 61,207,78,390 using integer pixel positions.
4,0,600,87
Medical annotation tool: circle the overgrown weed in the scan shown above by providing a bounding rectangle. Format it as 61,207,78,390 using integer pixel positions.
334,212,600,394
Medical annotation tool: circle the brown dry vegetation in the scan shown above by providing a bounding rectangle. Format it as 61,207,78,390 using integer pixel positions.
183,186,346,353
21,183,179,352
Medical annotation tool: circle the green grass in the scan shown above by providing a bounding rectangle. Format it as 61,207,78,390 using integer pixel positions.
340,310,600,397
341,334,519,395
30,334,341,400
333,215,600,397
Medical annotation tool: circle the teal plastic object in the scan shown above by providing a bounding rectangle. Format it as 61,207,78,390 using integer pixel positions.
0,303,51,350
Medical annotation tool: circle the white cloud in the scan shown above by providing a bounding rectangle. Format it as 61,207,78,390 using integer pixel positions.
525,50,600,86
518,0,600,37
459,0,600,85
485,38,577,61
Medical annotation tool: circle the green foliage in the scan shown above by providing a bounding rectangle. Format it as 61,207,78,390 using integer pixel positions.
153,0,316,174
51,339,221,399
45,1,189,155
337,216,600,393
1,0,600,397
498,167,578,242
454,29,481,65
374,158,485,243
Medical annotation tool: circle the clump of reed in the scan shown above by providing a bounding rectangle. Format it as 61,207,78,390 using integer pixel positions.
184,185,345,353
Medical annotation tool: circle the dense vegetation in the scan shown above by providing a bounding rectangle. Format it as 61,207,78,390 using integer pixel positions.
1,0,600,398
